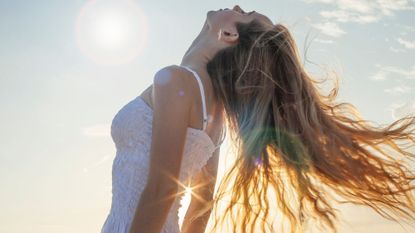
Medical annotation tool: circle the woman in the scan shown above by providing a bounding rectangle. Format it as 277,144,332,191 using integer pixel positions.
102,5,415,233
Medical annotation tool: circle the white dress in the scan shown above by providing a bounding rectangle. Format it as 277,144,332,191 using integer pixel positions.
101,65,225,233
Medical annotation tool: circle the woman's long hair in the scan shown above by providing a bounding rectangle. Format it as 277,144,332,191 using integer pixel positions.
191,20,415,233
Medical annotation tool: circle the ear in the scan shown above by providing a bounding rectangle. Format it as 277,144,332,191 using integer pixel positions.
218,28,239,44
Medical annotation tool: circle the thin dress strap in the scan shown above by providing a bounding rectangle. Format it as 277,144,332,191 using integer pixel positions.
181,65,208,131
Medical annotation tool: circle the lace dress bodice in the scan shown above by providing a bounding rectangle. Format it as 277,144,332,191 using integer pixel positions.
101,66,224,233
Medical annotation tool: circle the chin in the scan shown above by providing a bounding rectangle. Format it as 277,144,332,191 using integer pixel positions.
206,10,216,19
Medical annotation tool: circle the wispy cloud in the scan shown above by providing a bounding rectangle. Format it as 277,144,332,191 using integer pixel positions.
395,24,415,32
304,0,334,3
397,37,415,49
377,0,415,15
83,154,112,173
314,38,335,44
82,123,111,138
384,85,413,94
388,102,415,120
313,22,346,37
337,0,374,14
320,9,379,24
305,0,415,24
389,46,406,53
370,65,415,80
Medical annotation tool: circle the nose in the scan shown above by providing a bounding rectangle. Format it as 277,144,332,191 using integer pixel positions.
232,5,245,13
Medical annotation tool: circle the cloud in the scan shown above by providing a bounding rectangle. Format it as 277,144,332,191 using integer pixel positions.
305,0,415,24
397,37,415,49
82,123,111,138
389,46,406,53
313,22,346,37
337,0,374,14
314,38,335,44
384,85,413,94
83,154,112,173
304,0,334,3
370,65,415,80
388,102,415,120
395,24,415,32
320,10,379,24
377,0,415,15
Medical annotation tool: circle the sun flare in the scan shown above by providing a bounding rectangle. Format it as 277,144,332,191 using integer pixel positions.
75,0,148,65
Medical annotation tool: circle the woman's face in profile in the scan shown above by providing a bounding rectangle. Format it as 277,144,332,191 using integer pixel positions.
206,5,273,31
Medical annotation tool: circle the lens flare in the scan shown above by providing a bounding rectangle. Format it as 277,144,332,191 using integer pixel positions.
75,0,148,65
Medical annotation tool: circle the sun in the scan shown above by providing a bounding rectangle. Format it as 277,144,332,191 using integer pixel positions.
75,0,148,65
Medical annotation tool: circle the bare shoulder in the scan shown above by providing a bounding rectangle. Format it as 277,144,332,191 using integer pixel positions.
152,65,194,104
153,65,190,85
151,65,195,112
140,65,190,107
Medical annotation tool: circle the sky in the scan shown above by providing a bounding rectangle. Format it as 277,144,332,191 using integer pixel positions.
0,0,415,232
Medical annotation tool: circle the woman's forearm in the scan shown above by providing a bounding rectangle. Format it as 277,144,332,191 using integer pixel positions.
128,186,178,233
182,166,217,233
182,208,212,233
181,190,214,233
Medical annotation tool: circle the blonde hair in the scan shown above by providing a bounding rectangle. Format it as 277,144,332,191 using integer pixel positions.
192,19,415,233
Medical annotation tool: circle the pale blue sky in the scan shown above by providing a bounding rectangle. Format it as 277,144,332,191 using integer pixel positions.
0,0,414,232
